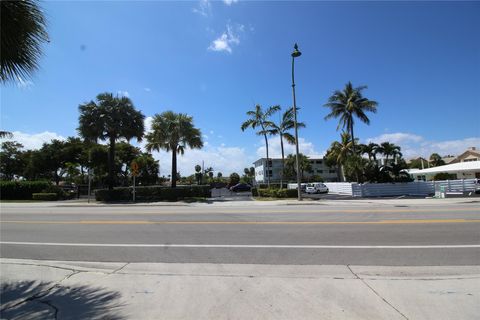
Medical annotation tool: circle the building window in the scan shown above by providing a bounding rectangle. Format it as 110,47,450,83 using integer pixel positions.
316,160,323,164
329,170,336,173
317,170,323,174
463,158,478,162
267,170,273,177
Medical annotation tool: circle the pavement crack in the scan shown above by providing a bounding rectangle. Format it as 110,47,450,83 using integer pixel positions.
347,265,409,320
111,262,129,274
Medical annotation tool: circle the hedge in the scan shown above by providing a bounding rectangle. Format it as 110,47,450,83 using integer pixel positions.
257,188,297,198
0,181,51,200
95,185,211,202
32,193,58,201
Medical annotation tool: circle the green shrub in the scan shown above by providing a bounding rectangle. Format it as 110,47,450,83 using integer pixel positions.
256,188,297,198
433,172,456,181
95,185,211,202
251,187,258,197
32,193,58,201
0,181,51,200
41,185,75,200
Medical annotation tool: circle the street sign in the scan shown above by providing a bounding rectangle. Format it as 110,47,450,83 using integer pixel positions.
131,161,139,177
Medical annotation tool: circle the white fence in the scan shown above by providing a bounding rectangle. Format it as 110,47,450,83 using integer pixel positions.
324,179,478,197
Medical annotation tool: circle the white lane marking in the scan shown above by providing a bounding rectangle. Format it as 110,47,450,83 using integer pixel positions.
1,241,480,249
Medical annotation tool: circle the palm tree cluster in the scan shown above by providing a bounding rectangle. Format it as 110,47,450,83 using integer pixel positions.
241,105,305,187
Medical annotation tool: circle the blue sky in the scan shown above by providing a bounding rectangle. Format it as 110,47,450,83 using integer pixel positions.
1,0,479,175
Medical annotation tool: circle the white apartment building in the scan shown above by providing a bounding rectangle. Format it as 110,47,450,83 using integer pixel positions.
253,157,339,184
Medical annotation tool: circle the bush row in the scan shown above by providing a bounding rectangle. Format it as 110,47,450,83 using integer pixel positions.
95,185,211,202
0,181,51,200
32,193,58,201
256,188,298,198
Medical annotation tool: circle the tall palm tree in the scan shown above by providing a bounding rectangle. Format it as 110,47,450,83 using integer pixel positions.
145,111,203,188
263,107,305,187
78,93,145,190
1,0,49,83
241,104,280,187
378,142,402,165
324,82,378,155
325,132,354,182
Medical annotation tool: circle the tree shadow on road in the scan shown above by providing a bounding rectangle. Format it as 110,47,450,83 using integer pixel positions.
1,280,125,320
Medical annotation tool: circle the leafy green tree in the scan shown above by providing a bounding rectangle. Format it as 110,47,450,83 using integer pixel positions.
324,82,378,156
134,153,160,185
0,141,25,180
194,164,203,185
115,142,141,185
325,132,354,182
145,111,203,188
263,107,305,187
229,172,240,186
78,93,145,190
241,104,280,187
429,153,445,167
408,157,428,169
0,131,13,139
217,172,223,178
1,0,49,83
284,153,313,182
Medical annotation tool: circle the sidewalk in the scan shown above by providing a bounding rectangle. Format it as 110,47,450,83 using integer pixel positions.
1,258,479,319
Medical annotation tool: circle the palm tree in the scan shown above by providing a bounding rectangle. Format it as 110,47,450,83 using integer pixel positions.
1,0,49,83
325,132,354,182
359,142,380,162
378,142,402,165
145,111,203,188
429,153,445,167
0,131,13,139
241,104,280,187
324,82,378,155
78,93,145,190
284,153,313,181
263,107,305,188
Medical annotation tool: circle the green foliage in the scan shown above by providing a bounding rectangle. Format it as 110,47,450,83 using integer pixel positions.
78,93,145,190
429,153,445,167
251,187,258,197
257,188,297,198
95,185,211,202
32,193,58,201
0,181,50,200
284,153,313,181
433,172,455,181
229,173,240,186
145,111,203,188
0,0,49,82
0,141,26,180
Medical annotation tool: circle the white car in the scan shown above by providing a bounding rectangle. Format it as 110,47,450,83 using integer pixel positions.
305,183,329,194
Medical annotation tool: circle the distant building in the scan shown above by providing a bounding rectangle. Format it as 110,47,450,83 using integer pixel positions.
449,147,480,164
253,157,339,184
408,161,480,181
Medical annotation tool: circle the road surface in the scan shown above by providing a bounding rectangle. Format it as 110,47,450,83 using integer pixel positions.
1,200,479,265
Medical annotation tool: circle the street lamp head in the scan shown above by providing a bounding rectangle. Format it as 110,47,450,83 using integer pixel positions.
291,43,302,58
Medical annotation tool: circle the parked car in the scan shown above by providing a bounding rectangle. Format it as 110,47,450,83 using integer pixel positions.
305,183,329,194
475,179,480,194
230,183,252,192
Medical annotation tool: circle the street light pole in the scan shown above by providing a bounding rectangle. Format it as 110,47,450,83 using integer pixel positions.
291,43,302,201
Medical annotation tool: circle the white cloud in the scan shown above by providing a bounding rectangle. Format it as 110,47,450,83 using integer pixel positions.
365,132,480,159
208,24,243,53
117,90,130,97
192,0,211,17
256,136,324,159
223,0,238,5
143,87,151,92
1,131,66,150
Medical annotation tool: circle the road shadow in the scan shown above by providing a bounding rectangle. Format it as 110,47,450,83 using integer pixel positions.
1,280,125,320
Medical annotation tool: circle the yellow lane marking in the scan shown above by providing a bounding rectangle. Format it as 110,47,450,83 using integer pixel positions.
2,219,480,225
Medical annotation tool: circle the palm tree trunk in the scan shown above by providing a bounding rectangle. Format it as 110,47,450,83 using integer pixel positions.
280,134,285,189
107,137,115,190
349,125,360,182
264,134,270,187
171,150,177,188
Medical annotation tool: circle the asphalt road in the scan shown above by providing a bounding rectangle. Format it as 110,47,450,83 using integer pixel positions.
1,201,479,265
